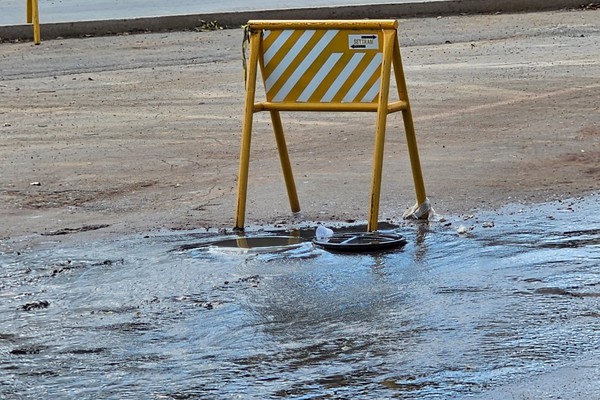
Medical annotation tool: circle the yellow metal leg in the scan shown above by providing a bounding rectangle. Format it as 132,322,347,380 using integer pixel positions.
270,110,300,213
26,0,32,23
235,31,261,230
367,30,396,232
392,35,427,206
401,108,426,205
32,0,41,45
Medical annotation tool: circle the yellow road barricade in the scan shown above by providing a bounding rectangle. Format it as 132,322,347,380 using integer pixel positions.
235,20,430,231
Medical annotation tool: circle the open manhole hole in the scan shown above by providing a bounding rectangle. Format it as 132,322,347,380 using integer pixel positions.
210,236,307,254
313,232,407,252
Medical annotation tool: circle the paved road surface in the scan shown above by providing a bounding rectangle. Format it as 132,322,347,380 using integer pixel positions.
1,0,435,25
1,7,598,398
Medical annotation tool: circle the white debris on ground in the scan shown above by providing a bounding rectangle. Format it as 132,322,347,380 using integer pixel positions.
315,225,334,240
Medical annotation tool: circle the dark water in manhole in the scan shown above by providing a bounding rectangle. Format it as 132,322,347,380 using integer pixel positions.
1,195,599,399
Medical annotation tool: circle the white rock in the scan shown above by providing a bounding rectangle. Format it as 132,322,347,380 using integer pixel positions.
456,225,473,235
316,225,334,240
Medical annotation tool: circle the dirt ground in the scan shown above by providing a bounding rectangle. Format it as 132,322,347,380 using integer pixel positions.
0,9,598,249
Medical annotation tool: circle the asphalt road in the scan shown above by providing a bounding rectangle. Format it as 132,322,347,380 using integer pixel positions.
2,0,429,25
1,6,598,398
1,0,591,43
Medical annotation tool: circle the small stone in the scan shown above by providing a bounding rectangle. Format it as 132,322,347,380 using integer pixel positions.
21,300,50,311
457,225,473,235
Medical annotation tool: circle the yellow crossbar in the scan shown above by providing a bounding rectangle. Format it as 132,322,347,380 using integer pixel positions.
248,20,398,31
254,101,408,113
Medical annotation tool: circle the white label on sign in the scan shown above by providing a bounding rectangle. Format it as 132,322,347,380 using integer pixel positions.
348,34,379,50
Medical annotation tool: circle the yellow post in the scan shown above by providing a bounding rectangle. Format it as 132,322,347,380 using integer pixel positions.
270,110,301,213
392,35,427,206
235,30,261,230
26,0,32,23
32,0,41,45
367,29,396,232
26,0,41,44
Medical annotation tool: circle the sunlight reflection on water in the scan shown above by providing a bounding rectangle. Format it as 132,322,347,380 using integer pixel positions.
1,194,599,399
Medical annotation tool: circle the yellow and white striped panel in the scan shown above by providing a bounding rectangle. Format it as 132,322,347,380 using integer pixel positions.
260,29,383,104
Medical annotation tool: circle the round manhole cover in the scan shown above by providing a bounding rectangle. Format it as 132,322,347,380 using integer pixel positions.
210,236,306,253
313,232,406,252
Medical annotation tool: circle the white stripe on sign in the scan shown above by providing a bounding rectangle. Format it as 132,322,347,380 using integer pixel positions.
361,78,381,103
263,30,293,67
265,30,316,92
342,53,382,103
320,53,365,102
273,30,339,102
297,52,343,102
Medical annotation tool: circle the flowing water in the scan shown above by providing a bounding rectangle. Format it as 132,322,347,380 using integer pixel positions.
1,195,599,399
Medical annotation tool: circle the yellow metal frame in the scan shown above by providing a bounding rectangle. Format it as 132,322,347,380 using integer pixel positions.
235,20,427,231
26,0,41,44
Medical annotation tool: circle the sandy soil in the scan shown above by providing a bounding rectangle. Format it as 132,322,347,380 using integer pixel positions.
0,10,598,249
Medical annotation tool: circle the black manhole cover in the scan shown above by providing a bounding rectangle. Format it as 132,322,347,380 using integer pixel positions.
210,236,306,253
313,232,406,252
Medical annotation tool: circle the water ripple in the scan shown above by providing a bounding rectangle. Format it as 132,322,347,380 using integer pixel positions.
1,195,599,398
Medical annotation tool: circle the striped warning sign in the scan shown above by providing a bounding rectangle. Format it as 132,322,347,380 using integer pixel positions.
260,29,383,104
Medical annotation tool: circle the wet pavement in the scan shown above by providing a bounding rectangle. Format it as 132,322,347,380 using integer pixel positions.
1,194,599,398
1,6,599,398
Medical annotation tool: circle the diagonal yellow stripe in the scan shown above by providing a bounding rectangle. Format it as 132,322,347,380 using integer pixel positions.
344,53,382,103
274,30,339,102
264,30,323,100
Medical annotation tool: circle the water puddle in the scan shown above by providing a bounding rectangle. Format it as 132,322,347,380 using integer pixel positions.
1,195,599,398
